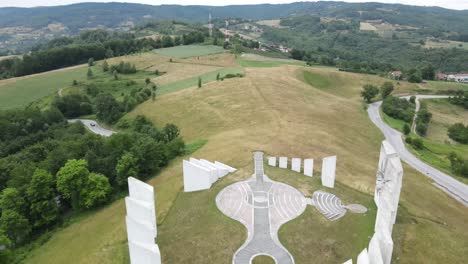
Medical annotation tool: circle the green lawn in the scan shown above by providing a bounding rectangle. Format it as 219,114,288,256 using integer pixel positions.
0,65,91,110
157,67,244,95
153,45,225,58
302,71,332,89
236,57,304,68
381,109,409,133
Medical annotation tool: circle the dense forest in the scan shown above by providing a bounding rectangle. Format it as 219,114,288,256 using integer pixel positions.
262,14,468,73
0,106,184,262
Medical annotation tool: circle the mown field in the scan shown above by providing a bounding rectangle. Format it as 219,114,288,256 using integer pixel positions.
0,65,88,110
153,44,225,58
5,45,466,264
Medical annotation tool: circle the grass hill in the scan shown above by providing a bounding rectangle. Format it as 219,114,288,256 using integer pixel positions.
13,47,468,264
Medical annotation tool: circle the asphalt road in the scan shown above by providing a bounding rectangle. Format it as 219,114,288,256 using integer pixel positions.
68,119,115,137
368,95,468,207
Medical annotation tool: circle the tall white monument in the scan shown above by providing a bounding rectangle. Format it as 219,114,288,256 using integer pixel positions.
321,156,337,188
125,177,161,264
303,159,314,177
183,158,236,192
268,156,277,166
279,157,288,168
291,158,301,172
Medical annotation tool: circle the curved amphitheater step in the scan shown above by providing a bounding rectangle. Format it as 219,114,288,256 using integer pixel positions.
312,191,347,221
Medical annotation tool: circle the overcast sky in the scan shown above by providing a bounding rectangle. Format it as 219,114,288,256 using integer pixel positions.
0,1,467,10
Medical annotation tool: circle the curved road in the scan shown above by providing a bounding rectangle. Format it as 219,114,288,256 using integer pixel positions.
368,95,468,206
68,119,115,137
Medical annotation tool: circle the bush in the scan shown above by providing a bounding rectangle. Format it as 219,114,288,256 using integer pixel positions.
415,101,432,136
448,152,468,178
405,136,412,144
409,95,416,104
448,123,468,144
411,138,424,149
110,61,137,74
403,123,411,135
382,96,415,122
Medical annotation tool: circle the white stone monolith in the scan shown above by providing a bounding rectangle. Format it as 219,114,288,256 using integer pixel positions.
125,197,156,236
268,157,276,166
189,158,218,183
126,215,155,244
279,157,288,168
128,240,161,264
357,248,369,264
368,234,384,264
183,160,212,192
291,158,301,172
375,228,394,264
321,156,336,188
343,260,353,264
214,161,237,172
304,159,314,177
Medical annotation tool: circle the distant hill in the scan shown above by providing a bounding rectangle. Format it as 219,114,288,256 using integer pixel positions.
0,1,467,32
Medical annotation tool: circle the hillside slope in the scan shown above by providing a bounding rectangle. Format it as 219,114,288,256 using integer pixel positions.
20,56,468,263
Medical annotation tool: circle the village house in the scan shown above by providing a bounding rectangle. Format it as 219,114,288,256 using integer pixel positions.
389,70,402,80
447,73,468,83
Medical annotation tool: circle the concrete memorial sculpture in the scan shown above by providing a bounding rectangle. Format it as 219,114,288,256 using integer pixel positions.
183,160,213,192
279,156,288,168
214,161,237,173
356,248,369,264
321,155,337,188
128,240,161,264
183,158,236,192
343,260,353,264
303,158,313,177
268,156,277,166
368,235,384,264
291,158,301,172
125,177,161,264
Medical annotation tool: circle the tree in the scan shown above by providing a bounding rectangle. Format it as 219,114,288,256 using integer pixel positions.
216,72,220,81
360,84,379,103
95,93,122,124
88,57,94,67
198,77,202,88
421,64,435,80
80,173,111,209
403,123,411,135
380,82,394,98
407,69,422,83
113,70,118,80
0,188,25,214
145,78,151,87
87,67,93,79
409,95,416,104
26,169,59,228
0,209,31,244
56,159,90,210
116,152,139,186
102,60,109,72
448,123,468,144
131,136,167,175
162,123,180,143
0,229,12,262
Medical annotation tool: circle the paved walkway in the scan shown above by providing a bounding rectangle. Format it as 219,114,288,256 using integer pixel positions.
216,152,307,264
368,95,468,206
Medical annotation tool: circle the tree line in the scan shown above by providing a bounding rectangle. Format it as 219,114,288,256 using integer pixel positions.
0,28,207,79
0,107,184,261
